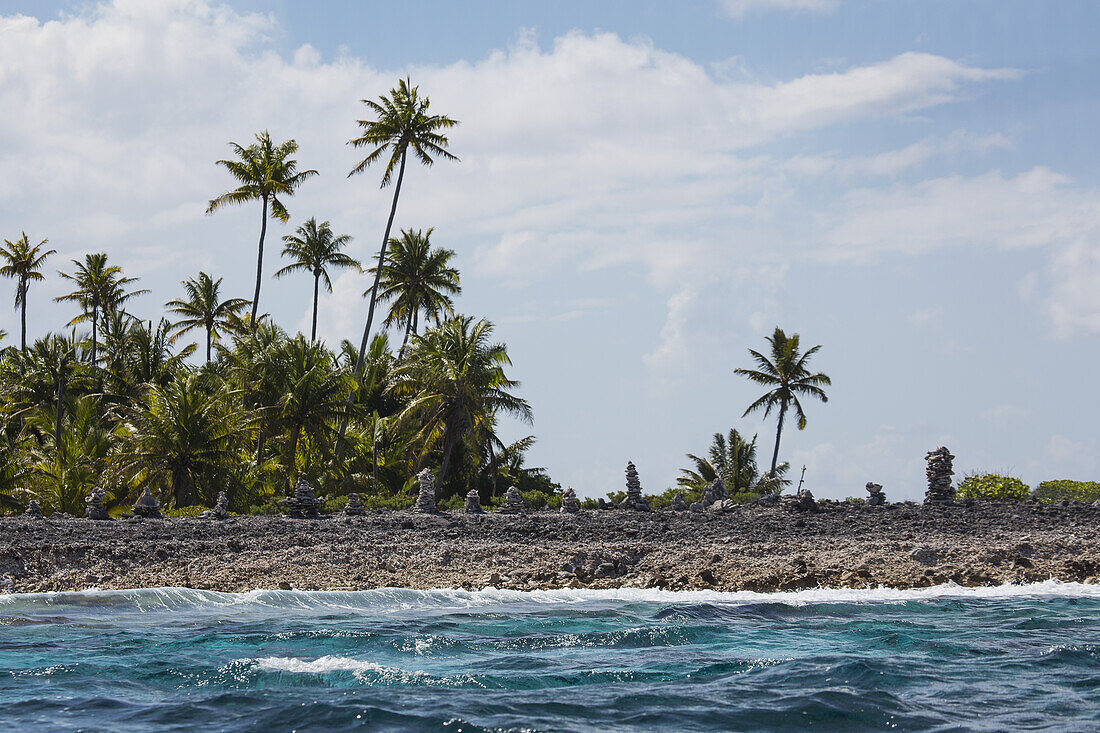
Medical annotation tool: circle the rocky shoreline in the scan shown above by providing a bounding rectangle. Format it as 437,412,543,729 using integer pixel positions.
1,502,1097,594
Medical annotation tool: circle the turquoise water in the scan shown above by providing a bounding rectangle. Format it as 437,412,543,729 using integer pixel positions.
2,583,1099,732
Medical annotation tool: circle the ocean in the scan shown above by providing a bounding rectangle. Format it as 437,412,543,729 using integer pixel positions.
2,582,1098,731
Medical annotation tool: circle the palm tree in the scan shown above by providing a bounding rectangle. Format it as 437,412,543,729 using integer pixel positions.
735,327,831,475
114,373,243,508
343,79,458,443
0,232,55,364
55,253,148,365
395,315,531,491
206,131,318,326
368,228,460,356
165,272,250,361
275,218,359,341
678,428,759,493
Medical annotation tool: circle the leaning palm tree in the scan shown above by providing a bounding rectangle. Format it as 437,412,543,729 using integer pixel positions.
55,253,148,365
395,315,532,491
275,218,360,341
0,232,55,363
165,272,250,362
368,228,460,356
343,79,458,443
735,327,831,475
206,131,318,326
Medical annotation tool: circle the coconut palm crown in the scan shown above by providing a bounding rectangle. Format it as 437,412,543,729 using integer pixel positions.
55,252,148,366
367,228,460,356
0,232,56,360
206,131,318,326
165,272,250,362
734,327,830,475
275,218,360,342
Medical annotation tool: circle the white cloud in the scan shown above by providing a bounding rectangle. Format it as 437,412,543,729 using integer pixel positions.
720,0,840,18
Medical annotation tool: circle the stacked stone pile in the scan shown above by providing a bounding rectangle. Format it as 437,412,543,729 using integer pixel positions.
132,488,162,518
498,486,524,514
925,447,956,504
23,500,44,519
201,491,230,520
865,482,885,506
620,462,651,511
463,489,482,513
671,494,688,511
84,487,111,520
282,479,323,518
701,478,728,508
560,487,580,513
344,492,365,516
414,469,436,513
791,489,818,512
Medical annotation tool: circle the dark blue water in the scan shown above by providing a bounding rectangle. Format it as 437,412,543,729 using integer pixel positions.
2,583,1099,732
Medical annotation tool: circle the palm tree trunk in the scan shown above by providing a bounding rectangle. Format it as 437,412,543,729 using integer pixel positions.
205,324,212,363
91,308,98,366
336,149,408,459
19,281,27,374
399,309,414,358
770,402,787,475
55,373,64,454
311,272,320,342
250,195,269,328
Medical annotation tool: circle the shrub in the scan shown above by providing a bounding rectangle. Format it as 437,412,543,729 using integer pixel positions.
1033,480,1100,503
363,493,414,511
580,497,600,510
730,491,761,504
844,496,865,504
957,473,1029,501
163,505,208,518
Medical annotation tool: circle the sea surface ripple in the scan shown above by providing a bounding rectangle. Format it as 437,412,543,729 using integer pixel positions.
2,581,1099,732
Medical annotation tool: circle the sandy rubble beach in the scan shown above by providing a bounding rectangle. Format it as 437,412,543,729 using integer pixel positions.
1,501,1097,594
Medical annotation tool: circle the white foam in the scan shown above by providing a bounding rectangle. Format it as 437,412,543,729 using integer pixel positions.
3,579,1099,613
253,655,392,675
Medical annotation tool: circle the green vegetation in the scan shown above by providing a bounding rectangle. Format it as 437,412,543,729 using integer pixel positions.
0,78,556,518
957,473,1030,501
735,327,830,476
1033,480,1100,503
676,427,791,501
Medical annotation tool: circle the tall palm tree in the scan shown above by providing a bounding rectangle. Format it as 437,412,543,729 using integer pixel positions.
341,78,458,450
368,228,460,356
165,272,249,361
206,131,318,326
735,327,831,475
395,315,531,491
0,232,55,364
275,218,359,341
55,253,148,365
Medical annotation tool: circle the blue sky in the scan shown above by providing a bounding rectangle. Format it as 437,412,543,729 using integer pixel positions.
1,0,1098,499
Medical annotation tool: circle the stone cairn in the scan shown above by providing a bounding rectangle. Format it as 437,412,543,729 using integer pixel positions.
498,485,524,514
414,469,437,513
23,499,45,519
282,479,323,518
132,487,162,518
925,447,956,504
865,482,885,506
793,488,818,512
463,488,482,513
701,478,728,507
200,491,230,520
344,492,366,516
560,487,580,513
84,487,111,520
620,461,651,511
671,493,688,511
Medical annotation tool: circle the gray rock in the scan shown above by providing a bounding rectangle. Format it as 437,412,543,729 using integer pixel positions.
910,547,939,565
463,489,482,513
282,479,323,518
925,446,956,505
593,562,617,579
344,492,366,516
84,487,111,520
689,501,704,513
414,469,436,513
670,493,688,511
754,493,780,506
865,482,885,506
621,461,651,511
498,486,524,514
560,487,580,513
23,500,45,519
201,491,230,520
132,487,162,518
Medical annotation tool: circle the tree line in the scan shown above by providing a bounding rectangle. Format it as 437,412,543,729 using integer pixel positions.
0,78,554,517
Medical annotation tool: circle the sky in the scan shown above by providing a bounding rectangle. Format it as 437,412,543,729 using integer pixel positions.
1,0,1098,501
